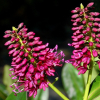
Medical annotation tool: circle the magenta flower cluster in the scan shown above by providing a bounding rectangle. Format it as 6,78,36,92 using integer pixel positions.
4,23,64,97
66,2,100,75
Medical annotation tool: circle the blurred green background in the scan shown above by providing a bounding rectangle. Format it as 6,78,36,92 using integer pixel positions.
0,0,99,100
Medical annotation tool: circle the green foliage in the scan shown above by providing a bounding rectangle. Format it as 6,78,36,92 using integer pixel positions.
88,75,100,100
28,88,49,100
3,65,16,94
61,63,85,100
0,84,8,100
83,65,99,86
6,92,26,100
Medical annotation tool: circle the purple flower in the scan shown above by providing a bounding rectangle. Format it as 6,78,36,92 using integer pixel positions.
65,2,100,74
4,23,64,98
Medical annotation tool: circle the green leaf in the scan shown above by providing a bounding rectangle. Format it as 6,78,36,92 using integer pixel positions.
6,92,26,100
61,63,85,100
28,88,49,100
94,63,100,72
80,3,84,9
3,65,16,94
88,75,100,100
83,66,99,86
94,57,100,61
0,84,8,100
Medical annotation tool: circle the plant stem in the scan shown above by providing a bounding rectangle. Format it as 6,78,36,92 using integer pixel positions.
26,92,27,100
83,53,94,100
48,82,69,100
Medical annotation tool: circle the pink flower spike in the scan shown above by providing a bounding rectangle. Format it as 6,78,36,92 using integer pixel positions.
15,38,19,42
21,58,27,65
25,72,31,78
32,53,38,57
88,22,92,26
72,27,78,30
18,23,24,29
29,36,34,40
28,64,34,73
72,42,78,46
9,49,15,55
5,30,11,34
60,51,65,57
8,44,14,49
39,82,48,91
21,64,28,72
71,10,77,13
90,12,99,16
4,22,65,97
37,41,42,45
89,42,93,46
22,40,26,43
79,40,85,45
19,51,24,56
24,52,29,57
85,36,90,41
27,48,31,51
96,43,100,48
95,38,99,42
34,37,40,41
5,41,11,46
12,76,17,79
94,18,100,21
34,47,40,51
78,67,87,75
29,90,34,97
9,68,14,71
97,34,100,37
39,56,45,61
30,58,35,63
54,45,58,51
14,44,20,48
3,34,11,38
71,14,79,18
79,25,83,30
77,34,84,39
86,27,90,32
74,45,80,49
75,7,80,10
35,73,41,80
74,52,83,59
68,43,72,46
92,49,98,57
16,57,22,63
73,22,77,26
76,18,81,22
20,46,24,50
13,51,19,56
82,30,87,34
91,33,96,38
82,20,86,24
82,47,88,53
87,2,94,7
39,51,46,55
28,32,35,36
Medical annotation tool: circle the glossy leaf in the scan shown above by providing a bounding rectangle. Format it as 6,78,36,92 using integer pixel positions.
88,75,100,100
3,65,16,94
0,84,8,100
61,63,84,100
28,88,49,100
83,65,99,86
6,92,26,100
